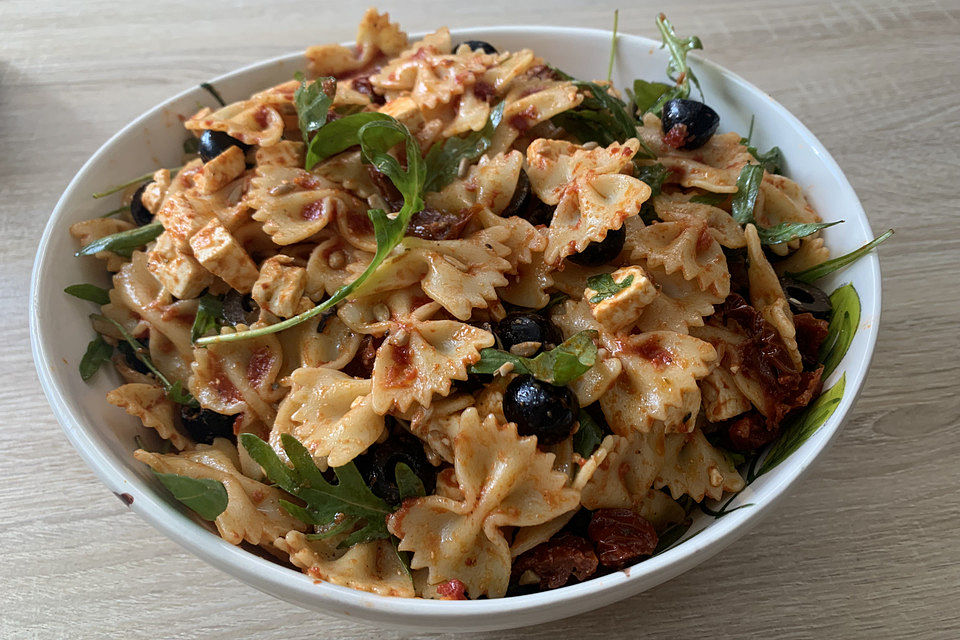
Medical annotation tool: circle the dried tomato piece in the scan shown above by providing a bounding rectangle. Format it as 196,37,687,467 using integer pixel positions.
727,411,779,451
793,312,830,370
342,334,383,379
436,578,467,600
365,165,404,211
512,532,598,590
587,509,658,569
405,206,473,241
351,76,385,105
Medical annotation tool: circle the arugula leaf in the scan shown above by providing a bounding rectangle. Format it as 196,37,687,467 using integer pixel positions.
818,284,860,378
574,81,649,154
573,410,604,457
468,330,598,386
739,117,782,174
758,374,846,475
95,314,199,407
653,517,693,555
190,293,226,343
92,168,182,199
197,115,425,346
423,102,504,193
101,204,130,218
634,162,668,197
294,72,336,146
79,334,113,381
199,82,227,107
154,472,228,520
632,79,672,116
241,433,392,546
756,220,841,245
786,230,893,284
586,273,634,303
76,221,163,257
654,14,703,104
304,111,393,170
65,284,110,305
689,193,727,206
730,164,764,224
395,463,426,502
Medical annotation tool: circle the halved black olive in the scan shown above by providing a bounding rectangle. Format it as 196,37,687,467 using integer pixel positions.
503,375,579,445
568,226,625,266
661,99,720,151
118,339,151,375
130,182,153,226
222,290,260,325
457,40,498,54
496,311,561,355
179,406,235,444
356,430,436,505
198,130,250,163
780,277,832,319
501,170,532,219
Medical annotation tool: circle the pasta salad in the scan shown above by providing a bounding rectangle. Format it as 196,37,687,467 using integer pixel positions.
65,9,889,600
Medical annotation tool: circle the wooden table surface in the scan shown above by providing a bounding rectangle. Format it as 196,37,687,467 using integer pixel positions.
3,0,958,637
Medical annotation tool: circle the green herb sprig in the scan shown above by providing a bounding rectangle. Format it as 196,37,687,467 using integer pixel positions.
586,273,634,303
573,410,604,457
154,472,228,520
817,283,860,378
92,168,182,200
740,117,783,174
241,433,392,547
65,284,111,305
468,330,598,386
423,101,504,193
786,230,893,283
294,73,336,166
76,221,163,258
79,334,114,381
190,293,227,343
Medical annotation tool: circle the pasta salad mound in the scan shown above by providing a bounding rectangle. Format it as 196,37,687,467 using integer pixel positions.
66,9,889,600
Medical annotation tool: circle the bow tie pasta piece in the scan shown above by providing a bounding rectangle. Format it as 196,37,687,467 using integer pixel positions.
402,393,476,465
755,173,823,256
488,81,583,156
652,191,746,249
580,430,666,511
107,383,191,451
426,152,524,217
314,149,390,212
699,367,752,423
387,409,581,598
745,224,802,368
185,98,284,148
655,429,745,502
247,165,367,246
600,331,717,434
360,226,513,321
629,219,731,300
275,308,361,379
637,113,754,194
305,9,407,78
499,250,555,309
272,368,384,467
525,138,652,266
189,331,283,425
305,230,372,300
135,445,305,547
275,531,414,597
70,217,136,272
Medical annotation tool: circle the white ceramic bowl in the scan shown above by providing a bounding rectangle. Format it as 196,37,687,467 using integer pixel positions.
30,25,881,632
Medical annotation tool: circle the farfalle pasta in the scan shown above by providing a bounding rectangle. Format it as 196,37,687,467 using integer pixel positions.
67,9,881,601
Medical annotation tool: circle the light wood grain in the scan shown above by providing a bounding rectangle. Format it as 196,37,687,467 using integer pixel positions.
2,0,959,638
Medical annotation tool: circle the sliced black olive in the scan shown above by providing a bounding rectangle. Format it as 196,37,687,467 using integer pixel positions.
118,339,151,375
725,248,750,298
496,311,560,355
179,406,235,444
661,99,720,151
501,170,532,219
222,290,260,325
503,374,579,445
130,182,153,226
457,40,498,54
198,129,250,163
520,197,554,227
780,277,832,319
356,430,435,505
568,226,625,266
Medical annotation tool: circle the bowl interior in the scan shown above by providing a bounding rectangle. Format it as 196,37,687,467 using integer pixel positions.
30,25,881,632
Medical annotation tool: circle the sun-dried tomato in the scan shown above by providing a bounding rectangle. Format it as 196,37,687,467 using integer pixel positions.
793,312,830,371
512,532,598,590
405,206,473,241
727,410,779,451
351,76,385,105
587,509,658,570
436,579,467,600
365,165,404,211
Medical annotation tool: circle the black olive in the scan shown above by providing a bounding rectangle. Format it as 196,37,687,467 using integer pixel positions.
520,197,554,227
198,129,250,163
780,277,832,319
222,290,260,325
457,40,498,54
661,99,720,151
568,226,625,266
503,375,579,445
501,170,532,219
356,430,436,505
496,312,560,355
130,182,153,226
179,406,236,444
118,339,151,375
725,249,750,298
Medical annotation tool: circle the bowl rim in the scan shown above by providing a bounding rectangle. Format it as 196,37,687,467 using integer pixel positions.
29,24,882,625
